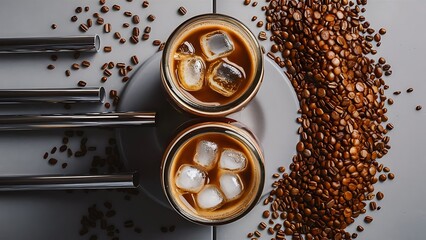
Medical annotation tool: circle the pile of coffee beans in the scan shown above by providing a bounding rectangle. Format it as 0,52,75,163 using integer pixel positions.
247,0,395,239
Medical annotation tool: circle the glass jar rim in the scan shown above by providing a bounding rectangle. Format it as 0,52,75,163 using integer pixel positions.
161,13,264,117
161,121,265,225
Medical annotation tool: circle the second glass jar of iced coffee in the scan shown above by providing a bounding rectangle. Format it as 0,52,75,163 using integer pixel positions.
161,14,264,117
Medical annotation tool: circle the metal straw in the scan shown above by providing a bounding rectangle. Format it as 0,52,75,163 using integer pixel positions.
0,35,100,53
0,172,139,191
0,87,105,104
0,112,156,131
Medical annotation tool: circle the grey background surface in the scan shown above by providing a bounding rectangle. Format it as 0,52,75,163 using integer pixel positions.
0,0,425,240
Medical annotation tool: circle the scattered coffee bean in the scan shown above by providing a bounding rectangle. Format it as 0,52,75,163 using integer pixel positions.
142,1,149,8
132,27,140,36
51,24,57,29
87,19,93,28
43,152,49,159
258,222,267,230
142,33,149,40
75,7,83,13
147,14,156,21
114,32,121,39
131,55,139,65
103,46,112,52
132,15,140,24
104,23,111,33
48,158,58,165
377,191,385,200
244,0,251,5
144,26,151,33
357,225,364,232
416,105,422,111
124,11,132,17
100,6,109,13
79,24,89,32
256,21,263,27
178,6,187,15
112,4,121,11
379,28,387,35
258,31,267,40
78,81,87,87
393,91,401,95
387,98,394,105
104,102,111,108
407,88,413,93
130,35,139,44
47,64,55,70
252,1,258,7
153,40,161,46
72,63,80,70
71,16,78,22
364,216,373,223
82,60,91,68
62,163,68,169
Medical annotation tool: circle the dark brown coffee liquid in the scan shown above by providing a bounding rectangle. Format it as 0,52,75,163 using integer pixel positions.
172,25,255,105
169,132,258,219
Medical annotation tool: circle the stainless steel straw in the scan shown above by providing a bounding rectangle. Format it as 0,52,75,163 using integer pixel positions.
0,87,105,104
0,112,156,130
0,172,139,191
0,35,100,53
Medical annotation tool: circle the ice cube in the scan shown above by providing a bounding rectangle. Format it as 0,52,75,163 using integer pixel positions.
200,30,234,61
196,185,224,210
219,148,247,171
219,172,243,201
177,56,206,91
174,41,195,60
175,164,206,193
207,59,246,97
194,140,218,169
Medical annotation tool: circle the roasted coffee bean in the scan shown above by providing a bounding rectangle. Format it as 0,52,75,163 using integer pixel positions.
257,21,264,27
75,7,83,13
379,28,387,35
48,158,58,165
258,222,267,230
393,91,401,95
78,81,87,87
104,23,111,33
144,26,151,33
112,4,120,11
147,14,156,21
258,31,267,40
47,64,55,70
364,216,373,223
131,36,139,44
132,27,140,36
103,46,112,52
100,6,109,13
104,102,111,108
377,191,384,200
123,23,130,28
86,19,92,28
81,60,90,68
71,16,78,22
142,33,149,40
51,24,57,29
416,105,422,111
132,15,140,24
178,6,187,15
114,32,121,39
79,24,89,32
370,201,377,211
131,55,139,65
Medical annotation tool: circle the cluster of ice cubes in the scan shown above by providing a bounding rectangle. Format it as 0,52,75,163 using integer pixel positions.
176,30,246,97
174,140,247,210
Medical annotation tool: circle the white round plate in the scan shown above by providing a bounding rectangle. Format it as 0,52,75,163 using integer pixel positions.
117,52,299,208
